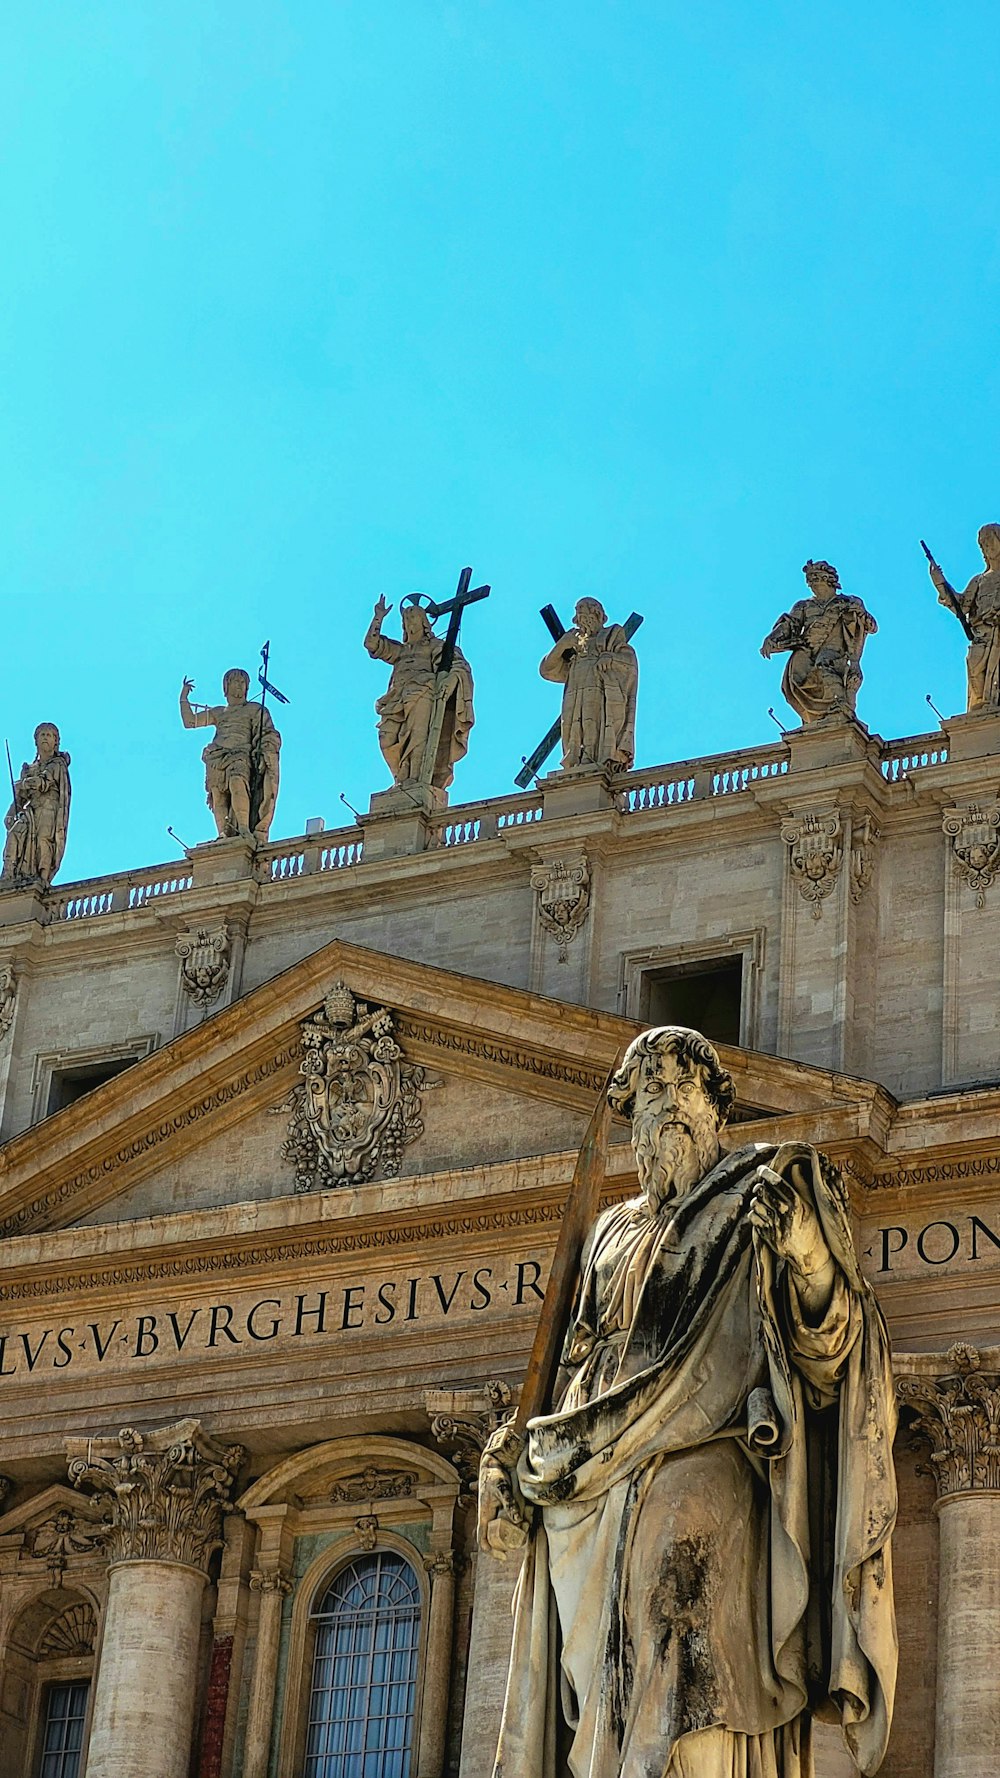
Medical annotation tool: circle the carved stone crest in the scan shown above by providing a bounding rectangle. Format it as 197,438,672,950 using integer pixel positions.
175,923,231,1006
278,982,433,1190
530,853,591,956
0,961,15,1040
30,1507,107,1587
780,809,843,918
943,804,1000,907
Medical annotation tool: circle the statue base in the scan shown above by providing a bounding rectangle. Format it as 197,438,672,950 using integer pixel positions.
0,884,48,927
190,837,258,889
943,708,1000,762
784,716,879,773
361,784,448,862
540,766,617,820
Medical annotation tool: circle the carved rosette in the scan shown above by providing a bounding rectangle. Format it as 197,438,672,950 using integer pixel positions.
942,804,1000,907
849,813,880,904
897,1345,1000,1497
0,961,16,1040
530,852,591,956
780,809,843,918
276,981,434,1190
68,1420,244,1572
175,923,231,1006
426,1380,514,1503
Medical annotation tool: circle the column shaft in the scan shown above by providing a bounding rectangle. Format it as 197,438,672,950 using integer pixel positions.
416,1556,456,1778
243,1576,289,1778
86,1560,207,1778
934,1491,1000,1778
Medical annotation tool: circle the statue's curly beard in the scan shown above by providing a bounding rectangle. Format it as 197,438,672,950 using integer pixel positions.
633,1110,719,1208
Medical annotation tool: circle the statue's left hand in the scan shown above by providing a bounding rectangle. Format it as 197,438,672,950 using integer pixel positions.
749,1165,831,1279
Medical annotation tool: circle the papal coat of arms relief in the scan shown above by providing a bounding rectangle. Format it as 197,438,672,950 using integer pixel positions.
276,981,435,1190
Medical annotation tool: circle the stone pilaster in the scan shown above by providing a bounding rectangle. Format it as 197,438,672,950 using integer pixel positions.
897,1346,1000,1778
417,1549,457,1778
243,1565,293,1778
67,1420,243,1778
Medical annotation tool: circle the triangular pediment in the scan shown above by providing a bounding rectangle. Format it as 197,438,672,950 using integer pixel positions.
0,935,892,1237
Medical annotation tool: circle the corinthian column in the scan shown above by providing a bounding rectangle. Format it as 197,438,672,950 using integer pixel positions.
897,1345,1000,1778
67,1419,244,1778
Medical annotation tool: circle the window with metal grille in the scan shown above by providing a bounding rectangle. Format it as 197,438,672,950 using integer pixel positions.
39,1681,90,1778
304,1551,422,1778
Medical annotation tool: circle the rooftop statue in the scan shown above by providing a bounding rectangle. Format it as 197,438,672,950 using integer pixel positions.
539,596,639,771
480,1025,897,1778
761,560,877,726
1,722,71,891
364,593,475,792
179,668,281,843
924,526,1000,712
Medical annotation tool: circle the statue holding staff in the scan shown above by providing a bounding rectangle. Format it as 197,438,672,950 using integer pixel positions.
762,561,877,725
179,667,281,842
479,1025,897,1778
539,597,639,771
1,722,71,891
923,527,1000,712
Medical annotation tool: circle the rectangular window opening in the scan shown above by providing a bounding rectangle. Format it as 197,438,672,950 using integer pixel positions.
46,1056,139,1117
39,1680,90,1778
640,957,743,1048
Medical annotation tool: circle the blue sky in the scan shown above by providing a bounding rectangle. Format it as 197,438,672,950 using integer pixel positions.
1,2,998,880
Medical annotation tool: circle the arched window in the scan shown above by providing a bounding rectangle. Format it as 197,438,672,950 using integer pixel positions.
305,1551,422,1778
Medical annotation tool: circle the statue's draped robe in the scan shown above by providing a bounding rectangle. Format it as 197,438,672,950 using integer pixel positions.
494,1143,896,1778
368,632,474,789
957,568,1000,710
1,751,71,888
763,598,875,724
540,625,638,770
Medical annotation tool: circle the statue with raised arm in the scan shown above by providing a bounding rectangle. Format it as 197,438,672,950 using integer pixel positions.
540,597,638,771
364,594,474,791
179,668,281,842
1,723,71,891
762,561,877,725
924,525,1000,712
479,1025,897,1778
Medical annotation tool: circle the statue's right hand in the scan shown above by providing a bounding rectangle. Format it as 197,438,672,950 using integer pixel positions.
373,595,391,621
181,677,195,697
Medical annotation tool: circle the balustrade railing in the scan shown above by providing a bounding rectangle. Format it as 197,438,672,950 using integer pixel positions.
615,742,790,813
432,793,543,847
880,732,949,780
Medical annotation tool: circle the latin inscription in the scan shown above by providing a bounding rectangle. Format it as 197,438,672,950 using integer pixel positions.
862,1210,1000,1276
0,1256,547,1382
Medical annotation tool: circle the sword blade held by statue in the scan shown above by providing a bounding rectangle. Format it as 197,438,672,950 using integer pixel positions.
921,539,974,643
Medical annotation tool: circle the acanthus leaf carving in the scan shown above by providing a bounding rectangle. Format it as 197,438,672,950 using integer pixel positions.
175,923,231,1006
896,1344,1000,1496
426,1380,514,1504
68,1420,244,1572
273,982,435,1190
530,852,591,957
780,808,843,918
942,803,1000,907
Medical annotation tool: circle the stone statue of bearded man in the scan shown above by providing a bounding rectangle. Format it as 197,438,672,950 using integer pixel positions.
480,1026,897,1778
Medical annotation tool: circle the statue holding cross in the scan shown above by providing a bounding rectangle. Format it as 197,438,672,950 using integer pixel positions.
517,599,641,786
364,566,487,794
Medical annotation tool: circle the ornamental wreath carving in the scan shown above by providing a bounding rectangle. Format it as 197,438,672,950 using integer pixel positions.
529,853,591,956
942,803,1000,907
175,923,231,1006
780,809,843,918
277,982,433,1190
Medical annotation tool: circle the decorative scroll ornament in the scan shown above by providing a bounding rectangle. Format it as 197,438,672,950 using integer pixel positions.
175,923,231,1006
68,1420,244,1572
896,1344,1000,1496
250,1566,293,1597
30,1508,107,1587
277,982,432,1190
330,1466,416,1504
942,803,1000,907
849,813,880,904
426,1380,514,1504
39,1601,97,1658
0,961,16,1040
530,853,591,957
780,809,843,918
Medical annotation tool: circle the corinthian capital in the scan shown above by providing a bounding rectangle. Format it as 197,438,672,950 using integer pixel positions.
896,1344,1000,1498
67,1419,244,1571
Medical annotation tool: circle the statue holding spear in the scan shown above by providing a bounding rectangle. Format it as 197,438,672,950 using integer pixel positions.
923,527,1000,712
